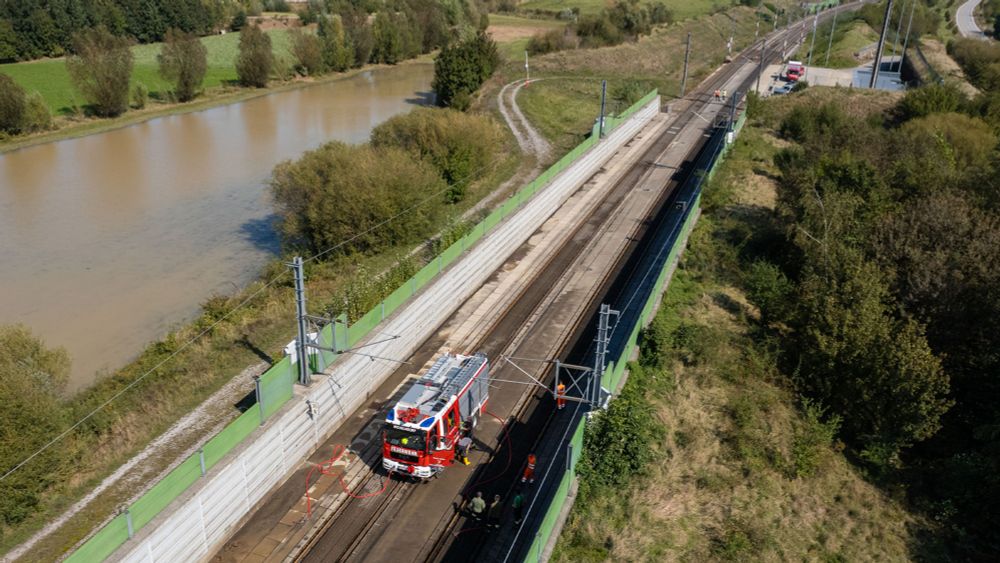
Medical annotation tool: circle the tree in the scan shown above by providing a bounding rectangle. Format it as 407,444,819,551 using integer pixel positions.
235,24,273,88
317,15,352,72
793,258,951,466
289,28,325,76
0,19,16,62
371,108,504,202
432,32,499,109
0,325,73,527
66,26,134,117
0,73,26,134
371,11,402,64
158,28,208,102
271,142,446,256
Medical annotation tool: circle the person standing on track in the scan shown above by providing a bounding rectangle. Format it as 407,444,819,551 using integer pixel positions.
556,381,567,410
487,494,503,529
521,453,537,484
469,491,486,521
512,490,525,524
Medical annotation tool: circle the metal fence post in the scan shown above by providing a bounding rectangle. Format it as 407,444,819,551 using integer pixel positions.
125,507,134,539
198,448,206,477
380,301,385,321
254,375,265,426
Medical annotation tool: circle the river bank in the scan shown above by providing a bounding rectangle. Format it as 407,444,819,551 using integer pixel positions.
0,56,433,155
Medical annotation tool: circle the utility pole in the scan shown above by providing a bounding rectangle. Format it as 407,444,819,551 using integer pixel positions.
807,15,818,67
680,32,691,97
756,39,766,95
290,256,310,386
900,0,916,71
524,50,529,84
598,80,607,138
592,304,617,411
891,0,906,64
755,17,760,45
825,10,838,67
728,19,736,59
870,0,894,89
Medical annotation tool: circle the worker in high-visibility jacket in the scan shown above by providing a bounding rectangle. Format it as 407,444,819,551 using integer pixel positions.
521,453,537,484
556,382,567,410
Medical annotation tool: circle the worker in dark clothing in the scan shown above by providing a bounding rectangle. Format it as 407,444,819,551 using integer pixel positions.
487,494,503,529
512,490,525,524
469,491,486,521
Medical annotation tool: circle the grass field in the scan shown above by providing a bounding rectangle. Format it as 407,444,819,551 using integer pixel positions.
552,94,926,561
795,16,878,68
0,30,293,114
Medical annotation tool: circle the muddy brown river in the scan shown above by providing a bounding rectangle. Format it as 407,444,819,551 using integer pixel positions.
0,64,433,391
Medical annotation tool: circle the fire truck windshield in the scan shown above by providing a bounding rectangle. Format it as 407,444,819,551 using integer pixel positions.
384,426,427,453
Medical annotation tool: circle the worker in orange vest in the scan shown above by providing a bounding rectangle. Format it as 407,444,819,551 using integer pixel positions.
556,382,566,410
521,453,537,484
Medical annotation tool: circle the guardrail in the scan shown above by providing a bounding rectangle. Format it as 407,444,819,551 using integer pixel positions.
64,89,660,563
521,106,746,562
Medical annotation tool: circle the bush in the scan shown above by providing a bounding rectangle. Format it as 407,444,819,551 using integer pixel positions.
0,325,74,528
22,91,51,131
270,142,447,256
610,79,645,110
575,13,622,47
66,26,134,118
371,108,504,202
432,32,499,109
132,82,148,109
527,27,577,55
235,25,274,87
158,28,208,102
947,38,1000,91
896,82,965,121
0,73,26,134
790,398,841,478
578,363,661,495
289,28,325,75
230,10,248,32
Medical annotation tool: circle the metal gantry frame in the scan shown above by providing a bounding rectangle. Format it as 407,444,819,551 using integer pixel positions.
495,302,620,412
287,256,403,387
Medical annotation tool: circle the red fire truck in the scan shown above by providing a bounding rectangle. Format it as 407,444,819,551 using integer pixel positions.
786,60,805,82
382,353,490,479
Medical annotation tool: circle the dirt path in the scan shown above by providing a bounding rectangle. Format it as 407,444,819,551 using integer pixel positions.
461,79,554,218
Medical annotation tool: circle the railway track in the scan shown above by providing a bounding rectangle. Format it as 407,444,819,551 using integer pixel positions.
293,92,669,563
284,6,864,561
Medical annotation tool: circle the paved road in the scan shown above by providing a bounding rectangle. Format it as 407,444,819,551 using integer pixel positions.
957,0,990,40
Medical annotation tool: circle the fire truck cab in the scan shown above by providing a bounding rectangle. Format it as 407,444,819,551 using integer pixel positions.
382,353,489,479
